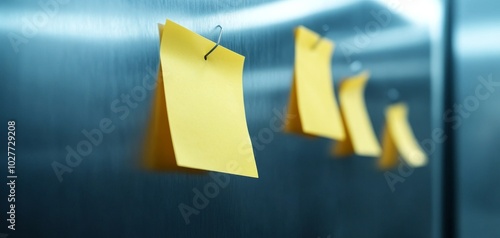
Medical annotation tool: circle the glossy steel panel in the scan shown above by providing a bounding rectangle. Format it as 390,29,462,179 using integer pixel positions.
0,0,436,237
454,0,500,237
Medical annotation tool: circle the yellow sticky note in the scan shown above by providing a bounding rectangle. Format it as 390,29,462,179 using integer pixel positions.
333,71,381,157
379,103,427,169
157,20,258,178
284,26,345,140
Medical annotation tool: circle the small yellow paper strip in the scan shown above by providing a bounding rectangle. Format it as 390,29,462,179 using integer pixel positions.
144,20,258,178
284,26,345,140
333,71,381,157
379,103,427,169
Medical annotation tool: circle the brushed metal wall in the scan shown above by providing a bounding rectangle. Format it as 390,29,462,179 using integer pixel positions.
0,0,435,237
454,0,500,237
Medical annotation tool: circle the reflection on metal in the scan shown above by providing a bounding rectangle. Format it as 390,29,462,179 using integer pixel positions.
454,0,500,237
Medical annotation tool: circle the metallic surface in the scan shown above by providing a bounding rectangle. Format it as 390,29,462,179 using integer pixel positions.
454,0,500,237
1,0,437,237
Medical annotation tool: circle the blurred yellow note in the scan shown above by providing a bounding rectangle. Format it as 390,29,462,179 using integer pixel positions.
284,26,345,140
379,103,427,169
144,20,258,178
333,71,381,157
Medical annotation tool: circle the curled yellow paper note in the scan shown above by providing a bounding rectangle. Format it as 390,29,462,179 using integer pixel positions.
161,20,257,178
379,103,428,169
143,20,258,178
284,26,345,140
333,71,381,157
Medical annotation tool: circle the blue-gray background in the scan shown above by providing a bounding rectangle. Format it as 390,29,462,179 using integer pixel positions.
0,0,498,237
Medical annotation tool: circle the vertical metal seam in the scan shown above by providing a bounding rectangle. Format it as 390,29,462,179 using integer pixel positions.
442,0,456,237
